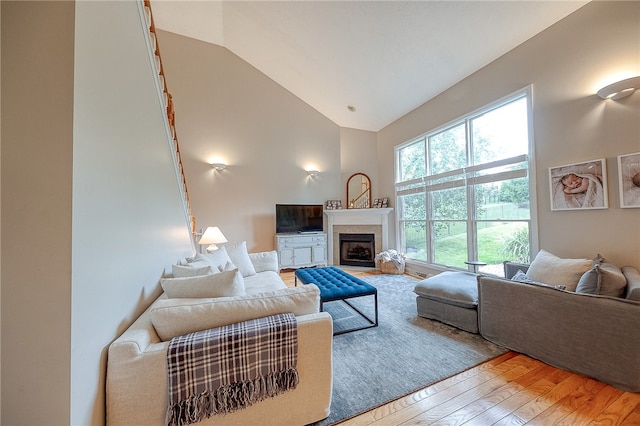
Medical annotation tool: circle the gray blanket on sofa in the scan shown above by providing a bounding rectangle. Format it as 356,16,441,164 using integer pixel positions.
166,313,299,426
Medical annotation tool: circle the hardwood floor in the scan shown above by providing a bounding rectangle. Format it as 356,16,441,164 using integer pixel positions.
280,269,640,425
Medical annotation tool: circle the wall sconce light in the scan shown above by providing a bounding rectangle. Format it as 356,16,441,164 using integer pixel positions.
198,226,228,252
307,170,319,178
597,76,640,100
211,163,227,171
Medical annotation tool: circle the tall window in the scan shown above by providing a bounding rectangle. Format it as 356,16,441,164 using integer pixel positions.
395,89,534,276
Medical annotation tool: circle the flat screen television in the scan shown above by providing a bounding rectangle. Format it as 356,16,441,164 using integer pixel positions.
275,204,324,234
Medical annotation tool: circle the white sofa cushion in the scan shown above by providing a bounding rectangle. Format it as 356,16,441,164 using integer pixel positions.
249,250,279,273
203,247,234,271
150,284,321,341
526,249,591,291
179,250,233,271
160,269,245,299
223,241,257,277
179,252,213,268
171,264,215,278
244,270,287,294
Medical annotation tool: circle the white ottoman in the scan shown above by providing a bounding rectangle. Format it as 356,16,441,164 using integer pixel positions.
413,271,479,333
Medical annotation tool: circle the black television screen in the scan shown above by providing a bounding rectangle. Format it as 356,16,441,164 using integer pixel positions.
276,204,324,233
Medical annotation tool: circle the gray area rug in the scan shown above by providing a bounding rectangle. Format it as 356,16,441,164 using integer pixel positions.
311,273,507,425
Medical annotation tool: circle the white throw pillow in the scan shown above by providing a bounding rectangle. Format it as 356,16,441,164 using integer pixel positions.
150,284,321,341
171,264,215,278
526,249,591,291
181,252,214,268
160,269,245,298
220,260,236,271
249,250,280,273
203,246,234,271
223,241,257,277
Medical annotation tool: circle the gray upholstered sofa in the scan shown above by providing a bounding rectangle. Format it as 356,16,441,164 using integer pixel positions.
414,249,640,391
478,258,640,392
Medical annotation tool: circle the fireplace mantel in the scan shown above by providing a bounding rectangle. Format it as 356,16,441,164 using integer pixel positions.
324,208,393,266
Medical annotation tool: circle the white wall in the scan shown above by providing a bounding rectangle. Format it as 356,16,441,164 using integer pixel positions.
378,1,640,269
156,31,343,251
340,127,381,201
2,1,195,424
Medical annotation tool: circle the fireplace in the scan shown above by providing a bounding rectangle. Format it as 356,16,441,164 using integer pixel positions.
324,208,392,266
339,233,375,267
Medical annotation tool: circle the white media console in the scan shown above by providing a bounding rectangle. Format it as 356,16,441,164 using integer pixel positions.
275,232,327,270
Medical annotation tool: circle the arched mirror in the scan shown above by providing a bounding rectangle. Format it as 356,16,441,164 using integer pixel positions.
347,173,371,209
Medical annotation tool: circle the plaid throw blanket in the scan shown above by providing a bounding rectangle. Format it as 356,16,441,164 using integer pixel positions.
166,313,299,426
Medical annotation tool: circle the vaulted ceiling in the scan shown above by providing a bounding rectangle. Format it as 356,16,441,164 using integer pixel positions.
152,1,589,131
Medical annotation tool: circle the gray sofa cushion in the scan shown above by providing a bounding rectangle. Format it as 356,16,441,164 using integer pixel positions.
416,297,479,333
414,271,478,309
598,261,627,298
623,266,640,301
576,255,627,297
575,264,600,294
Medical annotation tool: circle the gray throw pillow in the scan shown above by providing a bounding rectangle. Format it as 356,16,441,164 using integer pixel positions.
622,266,640,301
598,262,627,298
590,254,627,298
575,264,600,294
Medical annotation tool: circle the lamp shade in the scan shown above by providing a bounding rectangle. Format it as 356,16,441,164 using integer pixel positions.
198,226,228,251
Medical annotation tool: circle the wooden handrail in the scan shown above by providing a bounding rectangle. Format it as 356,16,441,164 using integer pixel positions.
142,0,197,239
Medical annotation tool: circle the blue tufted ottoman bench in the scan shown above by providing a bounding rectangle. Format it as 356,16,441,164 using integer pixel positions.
295,266,378,335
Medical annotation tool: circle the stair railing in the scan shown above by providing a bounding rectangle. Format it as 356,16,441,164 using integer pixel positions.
137,0,197,245
350,189,371,209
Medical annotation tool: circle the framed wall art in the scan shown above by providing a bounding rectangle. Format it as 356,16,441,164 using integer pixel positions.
549,158,608,211
617,152,640,208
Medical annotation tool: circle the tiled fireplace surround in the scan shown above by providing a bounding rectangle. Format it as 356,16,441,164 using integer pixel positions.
324,208,393,266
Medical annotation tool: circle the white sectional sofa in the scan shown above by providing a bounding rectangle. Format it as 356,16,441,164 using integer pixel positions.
106,245,333,425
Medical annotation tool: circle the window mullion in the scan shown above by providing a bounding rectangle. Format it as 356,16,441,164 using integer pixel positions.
426,191,433,264
466,118,477,265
